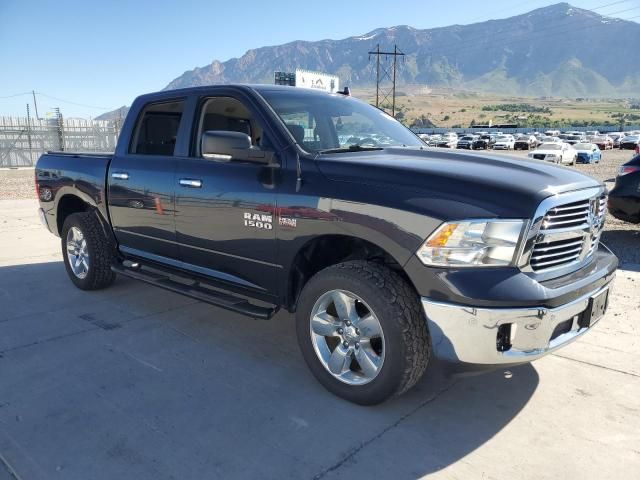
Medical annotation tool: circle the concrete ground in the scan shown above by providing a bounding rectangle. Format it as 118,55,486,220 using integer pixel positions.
0,199,639,480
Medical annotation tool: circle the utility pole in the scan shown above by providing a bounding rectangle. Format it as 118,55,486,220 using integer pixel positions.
368,43,405,117
54,107,64,151
26,104,33,164
32,90,40,120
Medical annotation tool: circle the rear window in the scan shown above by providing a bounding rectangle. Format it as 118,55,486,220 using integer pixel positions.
130,100,185,155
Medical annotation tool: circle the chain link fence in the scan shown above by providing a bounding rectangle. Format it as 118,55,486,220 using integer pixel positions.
0,116,120,168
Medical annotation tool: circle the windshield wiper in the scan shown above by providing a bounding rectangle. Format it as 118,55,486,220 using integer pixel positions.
318,144,384,154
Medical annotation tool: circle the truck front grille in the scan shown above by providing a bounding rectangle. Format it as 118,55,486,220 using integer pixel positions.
528,193,606,273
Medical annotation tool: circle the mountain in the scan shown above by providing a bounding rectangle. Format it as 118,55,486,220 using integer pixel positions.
95,106,129,122
164,3,640,97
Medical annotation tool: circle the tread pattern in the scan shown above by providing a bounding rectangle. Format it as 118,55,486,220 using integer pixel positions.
63,211,116,290
327,260,430,397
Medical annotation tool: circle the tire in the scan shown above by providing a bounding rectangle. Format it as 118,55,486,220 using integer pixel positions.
296,260,430,405
61,211,116,290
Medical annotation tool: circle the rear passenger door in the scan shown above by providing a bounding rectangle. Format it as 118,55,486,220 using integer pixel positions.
108,98,187,261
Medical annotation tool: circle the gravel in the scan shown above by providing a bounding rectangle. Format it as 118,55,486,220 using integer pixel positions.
0,168,35,200
2,148,638,263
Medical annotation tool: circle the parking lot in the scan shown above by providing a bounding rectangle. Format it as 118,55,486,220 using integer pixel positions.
1,150,639,479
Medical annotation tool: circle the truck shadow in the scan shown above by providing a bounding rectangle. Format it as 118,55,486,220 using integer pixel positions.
0,261,539,479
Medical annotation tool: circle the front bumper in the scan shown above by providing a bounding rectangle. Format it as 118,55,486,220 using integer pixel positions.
422,281,613,366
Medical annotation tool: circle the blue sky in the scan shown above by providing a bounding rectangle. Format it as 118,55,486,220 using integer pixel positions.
1,0,638,117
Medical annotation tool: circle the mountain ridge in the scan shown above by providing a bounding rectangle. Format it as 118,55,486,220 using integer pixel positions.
163,3,640,97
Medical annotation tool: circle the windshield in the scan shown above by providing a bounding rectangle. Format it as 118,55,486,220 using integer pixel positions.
259,89,423,153
538,143,562,150
574,143,592,150
496,136,511,141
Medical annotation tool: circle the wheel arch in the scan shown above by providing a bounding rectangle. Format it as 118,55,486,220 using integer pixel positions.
285,234,417,312
55,193,114,246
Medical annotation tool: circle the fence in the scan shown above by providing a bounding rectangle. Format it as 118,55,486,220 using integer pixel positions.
0,116,119,168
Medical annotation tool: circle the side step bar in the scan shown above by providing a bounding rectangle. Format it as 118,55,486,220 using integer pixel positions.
111,264,278,320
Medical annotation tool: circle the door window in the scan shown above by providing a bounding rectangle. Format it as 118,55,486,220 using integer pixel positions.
196,97,266,155
130,100,185,156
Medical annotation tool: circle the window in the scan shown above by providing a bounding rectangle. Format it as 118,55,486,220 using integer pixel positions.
259,89,422,153
196,97,266,156
130,100,184,156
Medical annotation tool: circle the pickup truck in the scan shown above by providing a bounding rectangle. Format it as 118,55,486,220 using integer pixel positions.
35,85,618,405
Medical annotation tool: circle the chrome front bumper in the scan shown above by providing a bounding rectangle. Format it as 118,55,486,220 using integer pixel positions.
422,281,612,366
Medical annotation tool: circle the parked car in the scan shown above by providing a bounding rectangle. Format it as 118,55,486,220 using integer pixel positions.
573,143,602,164
456,135,478,149
592,135,613,150
492,135,515,150
585,130,600,137
514,135,537,150
564,134,586,146
608,133,625,148
608,154,640,223
544,130,561,136
539,135,562,144
528,142,577,165
436,137,457,148
33,84,618,405
619,135,640,150
472,134,493,150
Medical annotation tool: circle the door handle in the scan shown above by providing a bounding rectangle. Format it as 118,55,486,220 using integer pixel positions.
111,172,129,180
179,178,202,188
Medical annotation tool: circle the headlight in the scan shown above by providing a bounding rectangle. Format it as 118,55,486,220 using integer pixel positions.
416,220,525,267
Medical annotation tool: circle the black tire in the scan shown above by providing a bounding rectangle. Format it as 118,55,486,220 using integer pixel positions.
61,211,116,290
296,260,430,405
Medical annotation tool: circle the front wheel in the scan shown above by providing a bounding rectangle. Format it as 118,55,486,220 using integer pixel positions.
61,212,116,290
296,261,430,405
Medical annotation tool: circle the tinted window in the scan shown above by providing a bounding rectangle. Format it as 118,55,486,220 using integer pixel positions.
130,100,184,155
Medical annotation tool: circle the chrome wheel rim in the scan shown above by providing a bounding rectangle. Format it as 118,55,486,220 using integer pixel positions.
309,289,385,385
66,226,89,279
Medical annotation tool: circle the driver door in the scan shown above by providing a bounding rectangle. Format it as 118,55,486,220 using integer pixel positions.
174,95,280,297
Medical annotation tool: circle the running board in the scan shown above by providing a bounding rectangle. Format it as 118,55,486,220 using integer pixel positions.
111,264,278,320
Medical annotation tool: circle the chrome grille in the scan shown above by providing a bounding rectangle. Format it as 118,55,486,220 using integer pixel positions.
528,192,606,273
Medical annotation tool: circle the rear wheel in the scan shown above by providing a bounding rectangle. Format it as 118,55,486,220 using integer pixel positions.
61,212,116,290
296,261,430,405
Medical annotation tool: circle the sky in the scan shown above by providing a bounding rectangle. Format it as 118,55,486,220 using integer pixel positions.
1,0,638,118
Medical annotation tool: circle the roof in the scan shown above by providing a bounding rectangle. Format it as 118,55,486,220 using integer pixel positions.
136,84,341,101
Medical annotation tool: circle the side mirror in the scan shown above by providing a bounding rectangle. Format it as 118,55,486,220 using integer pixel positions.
201,130,275,165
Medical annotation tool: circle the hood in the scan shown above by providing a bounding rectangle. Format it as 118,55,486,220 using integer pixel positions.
315,148,600,219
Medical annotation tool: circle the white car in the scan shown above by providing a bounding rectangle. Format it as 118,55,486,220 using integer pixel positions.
492,135,515,150
528,142,577,165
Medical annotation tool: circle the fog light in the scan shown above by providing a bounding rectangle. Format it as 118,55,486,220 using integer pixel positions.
497,323,512,352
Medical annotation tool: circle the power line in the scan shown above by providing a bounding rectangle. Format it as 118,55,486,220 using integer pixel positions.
0,91,112,111
0,92,31,99
34,92,111,110
368,44,405,116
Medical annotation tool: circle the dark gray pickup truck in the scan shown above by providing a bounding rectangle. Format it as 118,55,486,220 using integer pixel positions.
35,85,617,404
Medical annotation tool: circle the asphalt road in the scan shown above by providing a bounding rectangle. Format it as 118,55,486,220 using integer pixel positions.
0,199,639,480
